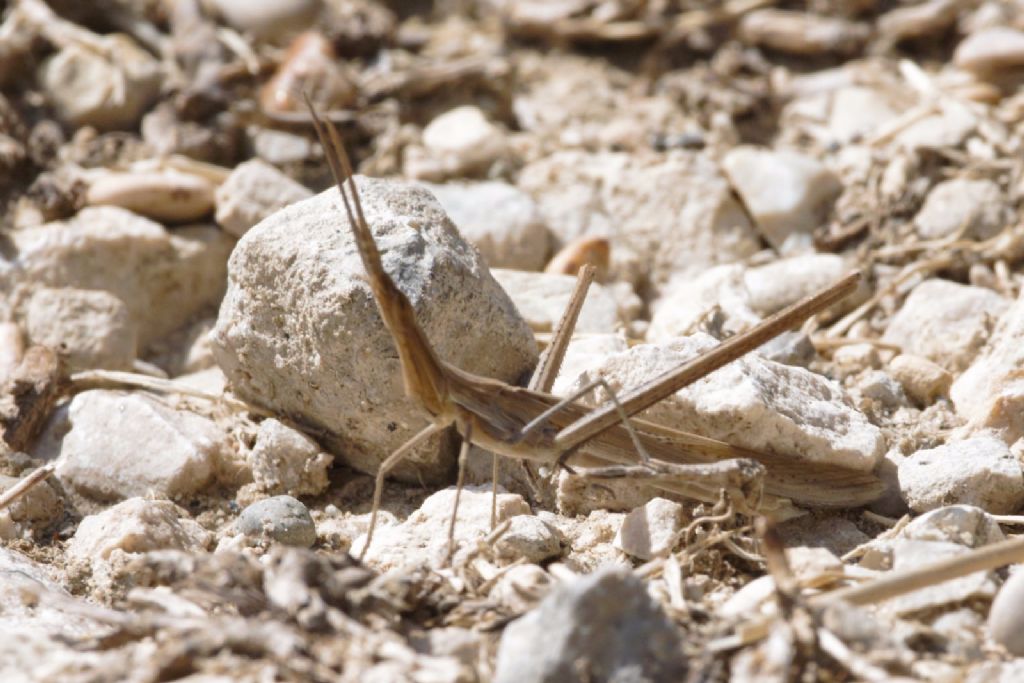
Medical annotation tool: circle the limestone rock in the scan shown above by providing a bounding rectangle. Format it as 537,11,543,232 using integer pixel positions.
351,485,532,570
211,181,536,482
564,333,885,471
898,436,1024,514
423,181,550,271
215,159,313,237
25,288,136,371
952,290,1024,442
249,418,332,497
914,178,1009,241
614,497,684,561
722,146,842,253
66,497,211,562
518,150,761,289
827,86,901,143
494,567,686,683
884,279,1008,373
86,170,216,224
56,390,223,501
492,269,620,333
879,0,959,44
237,495,316,547
895,100,977,151
900,505,1005,548
8,207,232,347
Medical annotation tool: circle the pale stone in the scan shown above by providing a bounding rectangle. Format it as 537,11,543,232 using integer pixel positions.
901,505,1005,548
351,486,532,570
856,370,905,409
211,181,536,482
614,497,684,561
39,35,161,130
738,10,868,55
988,566,1024,656
493,515,562,564
647,264,760,342
215,159,313,237
896,101,977,150
564,333,885,471
66,497,211,562
8,208,231,347
249,418,332,497
722,146,842,253
885,540,998,615
25,288,136,371
494,567,686,683
411,106,507,178
56,390,223,501
914,178,1009,240
889,354,952,406
884,279,1008,372
518,150,761,289
744,253,853,315
211,0,319,41
237,495,316,547
955,27,1024,76
879,0,959,43
952,290,1024,442
827,87,901,142
422,181,550,271
898,436,1024,514
492,269,620,334
550,334,630,397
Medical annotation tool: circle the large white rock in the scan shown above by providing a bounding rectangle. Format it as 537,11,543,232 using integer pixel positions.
518,150,761,290
25,287,136,371
744,254,854,316
215,159,313,237
492,269,620,334
211,180,537,482
914,178,1009,240
56,390,223,501
422,181,550,271
898,436,1024,514
7,207,232,347
564,333,885,470
952,290,1024,441
722,146,842,253
351,485,535,570
884,279,1009,372
66,497,211,562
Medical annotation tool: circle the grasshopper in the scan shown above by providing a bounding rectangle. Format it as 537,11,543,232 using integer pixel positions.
306,108,883,560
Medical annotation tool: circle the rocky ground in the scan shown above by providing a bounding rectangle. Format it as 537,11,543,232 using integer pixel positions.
5,0,1024,681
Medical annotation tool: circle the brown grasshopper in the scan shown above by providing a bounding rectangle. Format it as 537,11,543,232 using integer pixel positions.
306,108,883,560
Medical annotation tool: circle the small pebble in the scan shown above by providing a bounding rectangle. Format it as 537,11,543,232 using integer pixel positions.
988,567,1024,655
237,495,317,547
614,497,683,561
889,354,952,406
955,27,1024,76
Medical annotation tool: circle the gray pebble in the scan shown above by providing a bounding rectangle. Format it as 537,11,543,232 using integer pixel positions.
238,495,316,547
